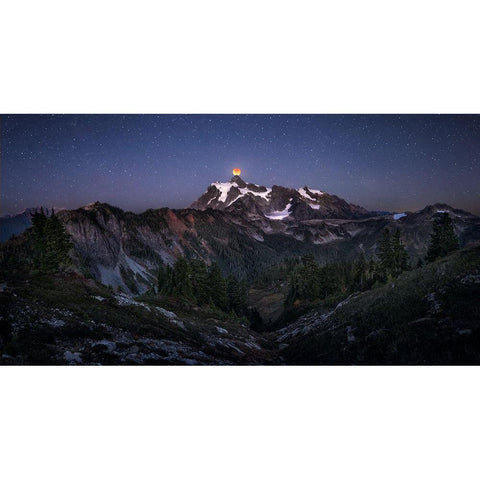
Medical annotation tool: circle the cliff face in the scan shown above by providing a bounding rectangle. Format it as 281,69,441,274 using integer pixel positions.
58,202,273,292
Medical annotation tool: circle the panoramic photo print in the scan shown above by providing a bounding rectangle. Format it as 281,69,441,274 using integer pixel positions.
1,114,479,365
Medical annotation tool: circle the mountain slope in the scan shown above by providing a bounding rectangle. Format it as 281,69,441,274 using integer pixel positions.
0,273,277,365
276,243,480,364
2,179,479,296
2,243,479,365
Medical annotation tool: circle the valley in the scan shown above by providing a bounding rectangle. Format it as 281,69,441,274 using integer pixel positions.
1,175,480,365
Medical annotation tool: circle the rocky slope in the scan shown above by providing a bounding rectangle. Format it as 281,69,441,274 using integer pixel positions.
274,243,480,364
1,243,479,365
0,273,277,365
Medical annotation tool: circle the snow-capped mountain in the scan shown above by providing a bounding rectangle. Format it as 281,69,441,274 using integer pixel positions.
2,177,479,295
191,175,370,220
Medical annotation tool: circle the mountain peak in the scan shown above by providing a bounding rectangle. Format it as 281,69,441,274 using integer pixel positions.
230,175,247,187
191,177,370,220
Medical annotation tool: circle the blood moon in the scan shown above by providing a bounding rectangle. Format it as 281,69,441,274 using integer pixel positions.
232,168,241,176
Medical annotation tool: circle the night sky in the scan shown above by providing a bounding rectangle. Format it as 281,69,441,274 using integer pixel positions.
2,114,479,215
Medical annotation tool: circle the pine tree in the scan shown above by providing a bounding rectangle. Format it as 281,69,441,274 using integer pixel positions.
158,264,169,293
31,209,48,270
226,275,247,315
353,252,368,290
31,210,71,272
285,271,299,306
45,211,72,270
172,257,193,299
208,262,228,310
392,229,409,277
160,264,174,295
298,254,322,299
426,212,459,262
190,259,210,305
378,228,394,280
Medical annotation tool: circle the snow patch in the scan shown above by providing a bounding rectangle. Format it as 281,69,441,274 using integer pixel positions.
393,213,407,220
265,203,292,220
297,187,314,200
226,186,272,206
212,182,272,205
240,186,271,200
298,187,323,200
211,182,233,202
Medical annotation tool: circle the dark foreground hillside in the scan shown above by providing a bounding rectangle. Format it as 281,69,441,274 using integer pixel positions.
1,244,479,365
0,274,277,365
276,244,480,364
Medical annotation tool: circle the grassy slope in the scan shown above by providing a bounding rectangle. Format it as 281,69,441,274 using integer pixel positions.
280,244,480,365
0,273,277,365
2,244,479,365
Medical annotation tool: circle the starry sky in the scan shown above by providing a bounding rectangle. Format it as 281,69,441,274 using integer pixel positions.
2,114,479,215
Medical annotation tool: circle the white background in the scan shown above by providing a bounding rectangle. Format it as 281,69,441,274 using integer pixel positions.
1,1,480,479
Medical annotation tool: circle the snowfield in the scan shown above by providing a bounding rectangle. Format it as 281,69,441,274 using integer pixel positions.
211,182,272,206
298,187,323,200
265,203,292,220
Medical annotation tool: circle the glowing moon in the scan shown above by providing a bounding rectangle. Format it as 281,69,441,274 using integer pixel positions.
233,167,241,176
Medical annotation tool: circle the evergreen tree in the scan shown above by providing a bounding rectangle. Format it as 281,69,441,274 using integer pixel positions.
426,212,459,262
45,211,72,270
285,271,299,306
226,275,247,315
31,209,48,269
190,259,210,305
297,254,322,299
161,264,175,295
353,252,368,290
368,259,377,282
208,262,228,310
31,209,71,272
378,228,394,280
158,263,169,293
172,257,193,298
392,229,409,276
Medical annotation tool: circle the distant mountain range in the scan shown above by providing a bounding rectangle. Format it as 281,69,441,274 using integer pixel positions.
2,177,480,294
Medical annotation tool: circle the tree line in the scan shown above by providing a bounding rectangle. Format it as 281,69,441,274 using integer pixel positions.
285,213,459,305
158,257,248,315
